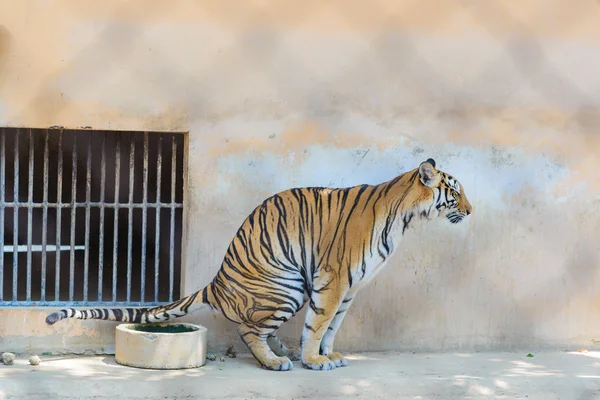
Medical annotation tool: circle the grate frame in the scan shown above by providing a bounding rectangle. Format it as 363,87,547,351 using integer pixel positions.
0,128,185,307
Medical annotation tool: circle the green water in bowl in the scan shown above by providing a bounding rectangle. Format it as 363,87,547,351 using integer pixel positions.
128,324,196,334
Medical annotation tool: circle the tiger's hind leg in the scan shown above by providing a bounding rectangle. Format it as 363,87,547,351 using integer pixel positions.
267,334,301,361
238,324,294,371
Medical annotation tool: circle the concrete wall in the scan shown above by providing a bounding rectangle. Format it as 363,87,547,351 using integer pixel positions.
2,0,600,355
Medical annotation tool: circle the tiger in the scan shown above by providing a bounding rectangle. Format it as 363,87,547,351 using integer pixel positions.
46,158,472,371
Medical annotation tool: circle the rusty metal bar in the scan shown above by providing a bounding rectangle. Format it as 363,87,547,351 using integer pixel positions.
26,129,34,301
1,300,161,307
69,135,77,302
7,245,84,252
126,134,135,302
41,131,49,301
98,133,106,302
169,135,177,302
55,131,63,301
154,135,162,302
140,133,149,302
0,201,182,208
83,132,92,301
0,130,5,301
112,138,121,302
12,129,19,301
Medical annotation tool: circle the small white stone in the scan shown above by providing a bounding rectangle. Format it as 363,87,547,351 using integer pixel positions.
2,352,16,365
29,355,41,366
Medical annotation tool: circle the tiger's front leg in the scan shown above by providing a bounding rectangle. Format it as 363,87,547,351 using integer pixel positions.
319,295,354,367
301,271,347,371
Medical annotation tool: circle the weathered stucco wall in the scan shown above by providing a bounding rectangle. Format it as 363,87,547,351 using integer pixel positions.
2,0,600,355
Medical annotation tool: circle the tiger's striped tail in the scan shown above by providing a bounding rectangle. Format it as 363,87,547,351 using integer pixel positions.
45,287,209,326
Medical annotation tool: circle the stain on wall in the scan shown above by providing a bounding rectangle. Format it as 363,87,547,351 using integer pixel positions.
2,0,600,354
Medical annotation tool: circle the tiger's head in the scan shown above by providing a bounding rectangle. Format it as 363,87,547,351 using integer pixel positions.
417,158,472,224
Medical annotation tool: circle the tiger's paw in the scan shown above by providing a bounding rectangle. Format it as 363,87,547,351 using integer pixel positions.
286,346,302,361
327,352,349,367
261,356,294,371
302,355,336,371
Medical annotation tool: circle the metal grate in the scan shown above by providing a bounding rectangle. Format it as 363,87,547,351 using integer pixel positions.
0,128,184,307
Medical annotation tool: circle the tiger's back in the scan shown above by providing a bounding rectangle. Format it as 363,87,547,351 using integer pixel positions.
208,184,380,325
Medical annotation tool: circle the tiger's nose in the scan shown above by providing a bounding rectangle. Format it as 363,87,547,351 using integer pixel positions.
466,209,471,216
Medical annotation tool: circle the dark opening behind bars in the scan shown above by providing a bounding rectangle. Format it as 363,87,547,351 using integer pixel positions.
0,129,184,306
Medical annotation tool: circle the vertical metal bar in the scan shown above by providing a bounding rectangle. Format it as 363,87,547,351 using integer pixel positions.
83,132,92,301
12,129,19,301
169,135,177,302
140,133,149,302
98,133,106,302
126,134,135,302
154,135,162,303
55,131,63,301
0,131,5,301
26,129,34,301
41,130,49,302
112,138,121,302
69,135,77,302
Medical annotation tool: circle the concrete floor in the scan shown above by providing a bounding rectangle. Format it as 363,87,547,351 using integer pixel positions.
1,351,600,399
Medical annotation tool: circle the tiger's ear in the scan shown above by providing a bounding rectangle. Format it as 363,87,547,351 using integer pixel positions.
419,159,439,187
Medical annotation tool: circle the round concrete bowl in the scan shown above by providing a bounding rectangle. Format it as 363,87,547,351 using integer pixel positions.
115,323,207,370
